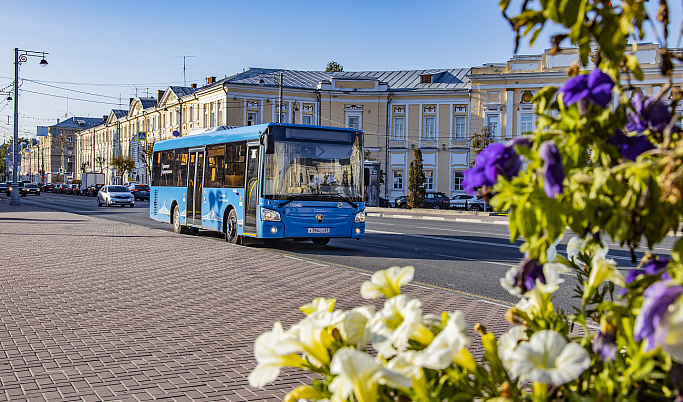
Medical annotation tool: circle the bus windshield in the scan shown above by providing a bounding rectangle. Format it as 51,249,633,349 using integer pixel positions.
263,137,363,201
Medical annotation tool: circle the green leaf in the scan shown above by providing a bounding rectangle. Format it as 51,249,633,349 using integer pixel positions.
559,0,581,27
625,54,644,80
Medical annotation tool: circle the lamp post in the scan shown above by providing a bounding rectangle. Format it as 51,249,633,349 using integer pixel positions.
258,72,284,123
10,48,48,206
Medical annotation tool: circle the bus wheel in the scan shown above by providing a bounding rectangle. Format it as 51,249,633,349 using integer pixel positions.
312,238,330,246
225,209,239,244
173,205,189,234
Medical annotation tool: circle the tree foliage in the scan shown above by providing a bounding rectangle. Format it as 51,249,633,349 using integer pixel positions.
407,148,425,208
111,156,135,183
325,61,343,72
469,125,495,167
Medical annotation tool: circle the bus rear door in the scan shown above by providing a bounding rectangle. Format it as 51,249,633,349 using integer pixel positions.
187,148,205,227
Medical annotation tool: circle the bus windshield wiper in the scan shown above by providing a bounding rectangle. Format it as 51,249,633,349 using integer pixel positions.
278,193,357,208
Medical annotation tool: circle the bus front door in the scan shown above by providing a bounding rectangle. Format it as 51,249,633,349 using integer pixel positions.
187,148,205,227
243,145,259,236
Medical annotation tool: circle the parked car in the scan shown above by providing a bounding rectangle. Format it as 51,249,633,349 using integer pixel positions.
42,183,55,192
0,182,8,194
394,195,408,209
20,183,40,196
97,185,135,207
6,182,25,196
423,191,450,209
65,184,78,195
75,184,87,196
86,183,104,197
55,183,67,193
468,197,492,212
378,197,392,208
450,194,474,210
127,183,150,200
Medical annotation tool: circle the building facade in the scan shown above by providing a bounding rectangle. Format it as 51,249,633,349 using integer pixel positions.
31,44,680,198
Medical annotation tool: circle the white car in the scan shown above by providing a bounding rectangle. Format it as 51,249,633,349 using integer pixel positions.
97,185,135,208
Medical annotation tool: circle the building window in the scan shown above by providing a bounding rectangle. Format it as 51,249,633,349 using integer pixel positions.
423,116,435,140
420,75,432,84
302,114,313,125
393,116,405,140
520,113,534,134
454,116,467,140
189,106,193,122
453,171,464,191
278,112,288,124
424,170,434,190
247,111,259,126
392,170,403,190
486,114,499,139
347,115,360,129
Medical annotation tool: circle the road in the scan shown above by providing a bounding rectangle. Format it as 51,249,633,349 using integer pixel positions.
10,191,678,315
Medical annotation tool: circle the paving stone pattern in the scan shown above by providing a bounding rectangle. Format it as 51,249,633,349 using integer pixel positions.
0,204,510,401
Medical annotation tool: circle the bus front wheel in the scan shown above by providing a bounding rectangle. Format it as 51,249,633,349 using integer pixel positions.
225,209,239,244
312,238,330,246
173,205,189,234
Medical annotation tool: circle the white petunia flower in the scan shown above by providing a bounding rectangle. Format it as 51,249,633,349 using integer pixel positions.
300,297,336,315
566,236,586,264
367,294,424,358
509,330,590,385
655,298,683,363
361,266,415,299
497,325,528,376
413,311,469,370
277,310,344,367
338,305,375,349
248,322,305,388
329,347,410,402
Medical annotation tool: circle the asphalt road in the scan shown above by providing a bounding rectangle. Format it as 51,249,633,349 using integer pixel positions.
9,191,677,315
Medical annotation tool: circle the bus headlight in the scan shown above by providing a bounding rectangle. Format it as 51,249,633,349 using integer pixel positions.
354,210,366,223
260,207,281,222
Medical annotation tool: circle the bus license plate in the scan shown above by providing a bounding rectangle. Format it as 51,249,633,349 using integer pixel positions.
308,228,330,234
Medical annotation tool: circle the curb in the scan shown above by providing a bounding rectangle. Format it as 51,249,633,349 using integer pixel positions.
366,211,509,226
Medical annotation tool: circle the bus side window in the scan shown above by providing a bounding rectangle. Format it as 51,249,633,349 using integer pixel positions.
174,148,189,187
224,142,246,188
152,151,161,186
206,144,225,188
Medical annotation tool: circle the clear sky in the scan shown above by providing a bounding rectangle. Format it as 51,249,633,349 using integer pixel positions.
1,0,680,141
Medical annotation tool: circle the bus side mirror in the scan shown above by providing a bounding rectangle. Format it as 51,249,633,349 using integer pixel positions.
264,133,275,154
364,167,370,185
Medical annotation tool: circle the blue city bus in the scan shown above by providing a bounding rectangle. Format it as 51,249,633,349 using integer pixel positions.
150,123,366,245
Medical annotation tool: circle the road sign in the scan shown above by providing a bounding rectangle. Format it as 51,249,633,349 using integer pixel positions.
172,130,180,137
137,131,147,141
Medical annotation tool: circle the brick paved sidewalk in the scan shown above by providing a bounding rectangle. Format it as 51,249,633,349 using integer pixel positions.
0,202,511,401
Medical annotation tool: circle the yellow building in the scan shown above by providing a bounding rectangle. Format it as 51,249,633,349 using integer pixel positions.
74,43,678,198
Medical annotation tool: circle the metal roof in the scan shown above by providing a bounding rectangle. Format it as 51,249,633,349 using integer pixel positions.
226,67,470,91
169,86,197,98
111,110,127,119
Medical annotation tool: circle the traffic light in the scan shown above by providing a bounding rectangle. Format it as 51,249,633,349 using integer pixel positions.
59,167,63,175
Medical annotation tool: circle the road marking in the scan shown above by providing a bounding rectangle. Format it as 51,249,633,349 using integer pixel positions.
367,229,638,262
433,253,517,268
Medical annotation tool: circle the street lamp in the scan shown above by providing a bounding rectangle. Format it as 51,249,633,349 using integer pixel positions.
10,48,48,206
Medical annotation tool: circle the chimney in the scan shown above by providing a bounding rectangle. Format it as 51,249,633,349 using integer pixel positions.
191,83,197,89
103,116,108,122
207,76,216,85
158,90,164,102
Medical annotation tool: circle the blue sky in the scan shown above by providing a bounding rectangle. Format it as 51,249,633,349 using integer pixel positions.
1,0,680,140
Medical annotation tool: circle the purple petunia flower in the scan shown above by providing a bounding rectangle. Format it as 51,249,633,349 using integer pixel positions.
607,129,656,161
463,141,525,194
514,258,546,294
634,280,683,351
559,68,615,108
626,93,673,133
538,141,564,199
593,330,617,361
624,258,670,286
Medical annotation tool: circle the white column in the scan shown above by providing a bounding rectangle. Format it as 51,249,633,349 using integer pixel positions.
506,90,514,140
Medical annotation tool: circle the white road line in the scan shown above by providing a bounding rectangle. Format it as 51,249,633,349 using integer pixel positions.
366,229,636,262
433,253,517,268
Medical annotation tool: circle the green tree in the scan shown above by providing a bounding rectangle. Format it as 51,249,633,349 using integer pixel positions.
325,61,343,72
469,125,494,167
407,149,425,209
0,142,8,181
94,156,106,173
111,156,135,184
140,141,154,183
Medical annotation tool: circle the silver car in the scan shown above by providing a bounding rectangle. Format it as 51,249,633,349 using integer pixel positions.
97,185,135,208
